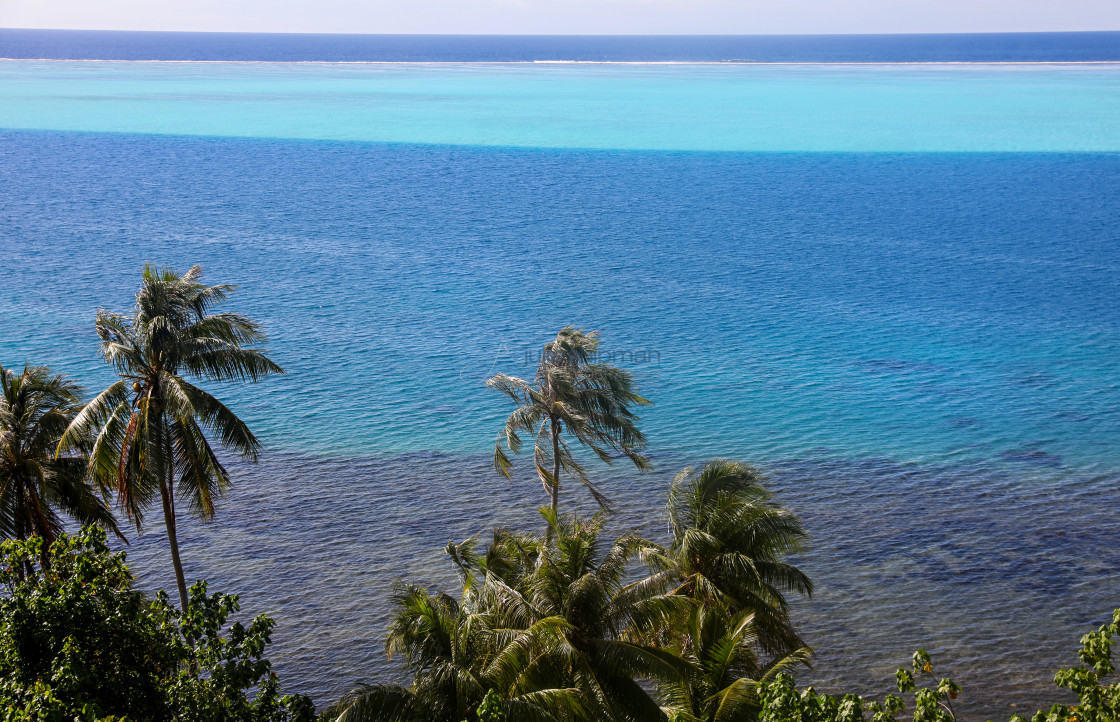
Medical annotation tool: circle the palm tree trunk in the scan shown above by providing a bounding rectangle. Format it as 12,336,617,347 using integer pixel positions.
15,481,29,581
25,484,55,570
550,417,561,514
161,476,190,611
16,481,25,543
160,425,189,611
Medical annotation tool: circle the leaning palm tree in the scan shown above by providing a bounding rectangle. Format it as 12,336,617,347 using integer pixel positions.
59,264,282,610
488,327,651,513
0,363,120,569
637,460,813,657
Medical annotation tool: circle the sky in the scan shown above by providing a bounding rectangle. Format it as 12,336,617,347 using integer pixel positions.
2,0,1118,35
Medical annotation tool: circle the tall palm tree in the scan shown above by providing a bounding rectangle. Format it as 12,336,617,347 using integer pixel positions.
637,460,813,657
488,327,651,513
0,363,120,569
59,264,282,610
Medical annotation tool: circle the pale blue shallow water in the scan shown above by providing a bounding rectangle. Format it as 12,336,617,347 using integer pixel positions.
3,61,1120,151
1,42,1119,717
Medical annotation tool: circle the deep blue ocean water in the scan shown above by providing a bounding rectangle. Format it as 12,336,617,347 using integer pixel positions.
1,31,1119,717
3,28,1120,62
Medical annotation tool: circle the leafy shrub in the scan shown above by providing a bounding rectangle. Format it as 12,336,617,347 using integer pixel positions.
0,527,314,721
759,611,1120,722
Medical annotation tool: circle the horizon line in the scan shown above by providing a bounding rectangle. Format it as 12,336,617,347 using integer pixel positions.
6,58,1120,67
4,27,1120,38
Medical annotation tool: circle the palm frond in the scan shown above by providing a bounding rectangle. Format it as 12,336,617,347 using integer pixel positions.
335,683,432,722
166,376,262,461
0,364,121,545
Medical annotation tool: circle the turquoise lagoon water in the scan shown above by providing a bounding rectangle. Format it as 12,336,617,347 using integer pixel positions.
4,61,1120,151
2,54,1120,717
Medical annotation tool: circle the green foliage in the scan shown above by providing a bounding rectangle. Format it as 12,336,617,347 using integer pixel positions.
468,690,505,722
758,653,953,722
163,580,316,721
0,527,313,721
0,529,174,719
1015,609,1120,722
759,610,1120,722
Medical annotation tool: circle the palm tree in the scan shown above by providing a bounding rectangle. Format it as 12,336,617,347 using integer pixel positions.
338,513,691,722
59,264,282,610
488,327,651,514
637,460,813,657
0,363,120,570
335,583,587,721
658,605,810,722
472,511,692,721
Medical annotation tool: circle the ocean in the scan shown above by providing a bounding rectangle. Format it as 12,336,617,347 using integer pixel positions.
1,29,1119,718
